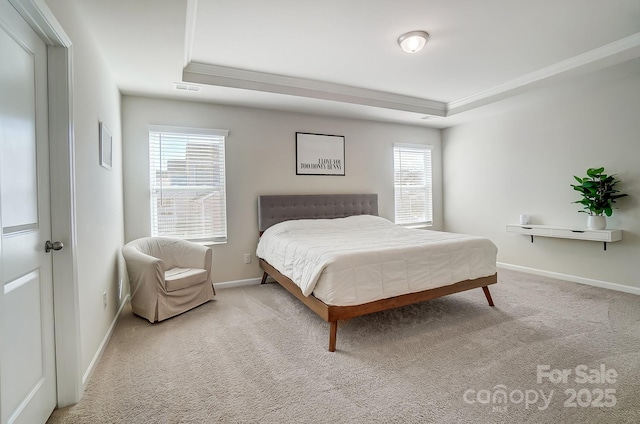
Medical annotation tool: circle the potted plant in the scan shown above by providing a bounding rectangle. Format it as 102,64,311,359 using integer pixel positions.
570,167,628,230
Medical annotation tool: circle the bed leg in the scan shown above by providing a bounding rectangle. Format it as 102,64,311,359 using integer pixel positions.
482,286,495,306
329,321,338,352
260,272,268,284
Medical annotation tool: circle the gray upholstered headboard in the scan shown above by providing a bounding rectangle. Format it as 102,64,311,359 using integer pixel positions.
258,194,378,232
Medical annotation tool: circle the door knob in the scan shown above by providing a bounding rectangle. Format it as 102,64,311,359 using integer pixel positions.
45,240,64,253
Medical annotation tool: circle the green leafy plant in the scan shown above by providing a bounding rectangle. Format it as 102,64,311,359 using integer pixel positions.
571,167,628,216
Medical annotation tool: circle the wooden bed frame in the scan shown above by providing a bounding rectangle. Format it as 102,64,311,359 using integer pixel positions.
260,259,496,352
256,194,497,352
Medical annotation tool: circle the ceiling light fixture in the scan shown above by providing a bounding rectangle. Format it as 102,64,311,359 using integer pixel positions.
397,31,429,54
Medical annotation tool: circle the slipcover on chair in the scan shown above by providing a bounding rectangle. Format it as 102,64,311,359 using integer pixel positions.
122,237,215,322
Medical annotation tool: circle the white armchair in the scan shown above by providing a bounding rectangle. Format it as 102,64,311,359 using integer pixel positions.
122,237,215,322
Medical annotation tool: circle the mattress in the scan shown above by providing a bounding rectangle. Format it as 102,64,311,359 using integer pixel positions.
256,215,498,306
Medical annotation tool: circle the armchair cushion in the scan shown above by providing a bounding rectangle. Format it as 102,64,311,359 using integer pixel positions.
165,267,208,292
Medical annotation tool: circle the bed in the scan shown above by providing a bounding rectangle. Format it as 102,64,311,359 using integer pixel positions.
256,193,498,351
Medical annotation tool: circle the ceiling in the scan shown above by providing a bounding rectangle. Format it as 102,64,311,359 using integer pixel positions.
71,0,640,128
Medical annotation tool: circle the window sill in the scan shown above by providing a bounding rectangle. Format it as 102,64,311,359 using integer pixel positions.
192,240,227,247
398,223,433,230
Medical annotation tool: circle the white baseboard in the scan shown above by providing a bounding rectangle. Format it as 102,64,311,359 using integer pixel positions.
82,294,130,387
497,262,640,296
214,277,262,289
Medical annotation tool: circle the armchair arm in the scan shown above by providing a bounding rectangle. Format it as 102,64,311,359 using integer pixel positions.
122,245,166,294
171,240,212,275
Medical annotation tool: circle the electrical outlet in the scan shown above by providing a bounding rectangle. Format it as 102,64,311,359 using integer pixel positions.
103,291,107,309
243,253,251,264
118,279,123,300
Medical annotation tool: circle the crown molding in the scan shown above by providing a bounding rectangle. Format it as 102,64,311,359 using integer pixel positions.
447,32,640,115
183,0,197,67
183,62,447,117
182,33,640,120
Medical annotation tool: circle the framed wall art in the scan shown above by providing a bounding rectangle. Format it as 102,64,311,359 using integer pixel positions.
99,121,113,169
295,132,345,176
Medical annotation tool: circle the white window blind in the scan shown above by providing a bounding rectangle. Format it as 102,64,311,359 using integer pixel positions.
394,144,433,226
149,127,228,243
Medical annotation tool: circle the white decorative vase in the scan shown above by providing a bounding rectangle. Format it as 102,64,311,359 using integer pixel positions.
587,215,606,230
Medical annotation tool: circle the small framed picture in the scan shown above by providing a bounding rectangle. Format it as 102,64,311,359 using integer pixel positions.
99,122,112,169
296,132,345,176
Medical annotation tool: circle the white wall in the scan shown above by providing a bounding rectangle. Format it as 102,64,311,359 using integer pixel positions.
122,96,442,282
442,59,640,290
46,0,126,382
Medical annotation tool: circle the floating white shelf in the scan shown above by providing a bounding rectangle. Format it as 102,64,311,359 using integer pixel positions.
506,224,622,251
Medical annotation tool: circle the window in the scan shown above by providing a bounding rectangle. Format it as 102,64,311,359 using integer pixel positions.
394,144,433,226
149,126,228,243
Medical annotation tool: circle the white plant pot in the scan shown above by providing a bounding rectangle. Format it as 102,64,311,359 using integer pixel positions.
587,215,607,230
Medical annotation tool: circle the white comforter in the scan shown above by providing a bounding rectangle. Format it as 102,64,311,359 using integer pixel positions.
256,215,497,306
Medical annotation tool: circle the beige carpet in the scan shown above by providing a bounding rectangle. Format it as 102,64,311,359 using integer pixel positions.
48,269,640,423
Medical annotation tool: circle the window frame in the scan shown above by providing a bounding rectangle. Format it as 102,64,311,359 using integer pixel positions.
148,125,229,244
393,143,433,228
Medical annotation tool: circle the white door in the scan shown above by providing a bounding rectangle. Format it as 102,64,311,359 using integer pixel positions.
0,1,57,423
